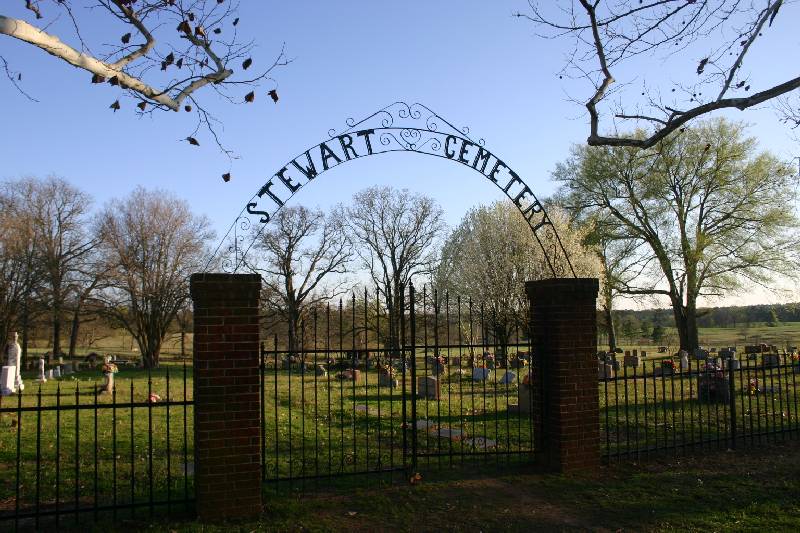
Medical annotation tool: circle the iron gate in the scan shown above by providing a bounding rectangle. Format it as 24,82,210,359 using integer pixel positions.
259,285,538,491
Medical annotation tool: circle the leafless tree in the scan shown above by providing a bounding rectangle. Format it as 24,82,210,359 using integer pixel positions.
65,251,109,358
246,206,351,354
1,1,289,160
341,186,446,352
96,186,213,368
0,181,44,361
518,1,799,148
19,177,97,362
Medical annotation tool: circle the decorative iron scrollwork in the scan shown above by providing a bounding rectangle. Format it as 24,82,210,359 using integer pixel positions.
207,102,576,278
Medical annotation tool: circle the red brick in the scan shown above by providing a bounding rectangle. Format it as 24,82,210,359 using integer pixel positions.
191,273,262,522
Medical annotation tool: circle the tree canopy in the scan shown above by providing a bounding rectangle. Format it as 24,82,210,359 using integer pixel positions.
556,118,800,350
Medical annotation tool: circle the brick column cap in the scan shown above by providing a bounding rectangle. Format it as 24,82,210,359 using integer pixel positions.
526,277,599,300
190,273,261,303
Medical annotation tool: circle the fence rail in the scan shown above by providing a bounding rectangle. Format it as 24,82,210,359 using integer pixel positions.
601,354,800,460
0,363,194,530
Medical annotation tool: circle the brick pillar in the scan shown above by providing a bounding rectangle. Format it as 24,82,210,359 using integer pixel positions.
526,278,599,472
190,273,262,521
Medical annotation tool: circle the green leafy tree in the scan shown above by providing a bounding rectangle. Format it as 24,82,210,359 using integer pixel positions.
556,118,799,351
651,324,665,344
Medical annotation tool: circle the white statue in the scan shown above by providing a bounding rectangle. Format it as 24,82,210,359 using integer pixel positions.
2,332,24,393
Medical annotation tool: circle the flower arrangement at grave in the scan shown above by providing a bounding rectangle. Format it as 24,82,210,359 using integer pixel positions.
102,362,119,374
661,359,676,370
748,378,760,396
377,363,394,377
148,393,161,403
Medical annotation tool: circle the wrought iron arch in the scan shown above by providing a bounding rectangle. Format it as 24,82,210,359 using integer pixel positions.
209,102,576,277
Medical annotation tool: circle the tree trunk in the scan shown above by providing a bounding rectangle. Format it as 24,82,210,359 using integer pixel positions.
671,301,700,352
287,308,299,356
604,305,617,351
52,303,61,363
68,307,80,358
21,304,29,368
180,328,185,358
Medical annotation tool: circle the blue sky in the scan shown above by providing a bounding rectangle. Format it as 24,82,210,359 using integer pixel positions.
1,1,798,306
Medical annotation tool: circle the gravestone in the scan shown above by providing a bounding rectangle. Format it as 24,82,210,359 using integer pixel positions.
641,351,647,358
417,376,440,400
694,348,708,360
763,354,780,368
378,372,399,388
726,358,741,370
472,367,491,381
53,366,61,378
598,362,614,380
624,355,639,367
100,371,114,394
450,356,461,367
658,346,668,353
1,366,15,395
314,364,327,377
632,349,638,357
679,351,690,371
63,363,74,375
431,360,447,376
500,371,516,384
511,358,527,369
47,369,54,379
698,373,730,403
337,369,361,381
37,358,47,382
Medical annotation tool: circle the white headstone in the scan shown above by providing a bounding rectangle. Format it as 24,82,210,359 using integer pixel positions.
53,366,61,378
1,366,15,395
47,369,54,379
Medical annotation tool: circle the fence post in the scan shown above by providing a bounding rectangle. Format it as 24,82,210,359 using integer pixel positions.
190,273,262,522
729,362,737,450
526,278,599,472
408,284,418,473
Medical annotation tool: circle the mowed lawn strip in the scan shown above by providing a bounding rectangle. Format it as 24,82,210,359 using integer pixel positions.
88,439,800,532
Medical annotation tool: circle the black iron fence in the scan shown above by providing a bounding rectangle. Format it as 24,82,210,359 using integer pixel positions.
0,362,194,530
260,286,538,491
601,353,800,460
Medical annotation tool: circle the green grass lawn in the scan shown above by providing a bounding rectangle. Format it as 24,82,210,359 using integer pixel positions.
71,439,800,532
4,324,800,529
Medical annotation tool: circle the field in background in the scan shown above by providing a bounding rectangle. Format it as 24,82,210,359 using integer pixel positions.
604,321,800,357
